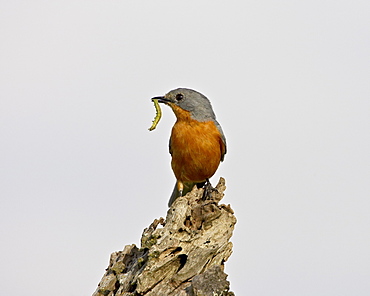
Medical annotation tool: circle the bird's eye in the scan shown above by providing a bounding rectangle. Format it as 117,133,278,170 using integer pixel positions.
176,93,184,101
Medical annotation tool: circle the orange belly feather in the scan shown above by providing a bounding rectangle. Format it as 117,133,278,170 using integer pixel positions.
170,118,223,183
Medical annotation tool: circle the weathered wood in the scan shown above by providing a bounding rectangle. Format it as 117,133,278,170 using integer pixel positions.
93,178,236,296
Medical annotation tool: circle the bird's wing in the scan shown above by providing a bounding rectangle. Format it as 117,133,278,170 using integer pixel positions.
169,136,172,155
214,120,227,161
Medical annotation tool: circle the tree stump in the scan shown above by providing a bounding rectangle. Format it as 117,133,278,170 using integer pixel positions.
93,177,236,296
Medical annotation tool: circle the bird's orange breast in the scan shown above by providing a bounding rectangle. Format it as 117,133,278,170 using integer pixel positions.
170,114,224,183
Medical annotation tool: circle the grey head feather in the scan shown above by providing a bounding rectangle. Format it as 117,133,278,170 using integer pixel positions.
165,88,216,122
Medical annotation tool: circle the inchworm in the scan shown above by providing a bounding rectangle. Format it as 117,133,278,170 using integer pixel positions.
148,99,162,131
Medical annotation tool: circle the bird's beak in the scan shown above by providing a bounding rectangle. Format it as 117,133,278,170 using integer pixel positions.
151,96,171,104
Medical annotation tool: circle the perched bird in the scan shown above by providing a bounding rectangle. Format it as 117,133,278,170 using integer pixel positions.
152,88,226,206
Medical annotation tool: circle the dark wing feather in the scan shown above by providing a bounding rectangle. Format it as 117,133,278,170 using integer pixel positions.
214,120,227,161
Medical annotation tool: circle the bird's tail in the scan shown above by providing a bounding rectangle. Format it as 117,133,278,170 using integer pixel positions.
168,181,206,207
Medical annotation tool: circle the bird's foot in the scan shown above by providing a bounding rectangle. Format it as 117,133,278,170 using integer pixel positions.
202,179,218,201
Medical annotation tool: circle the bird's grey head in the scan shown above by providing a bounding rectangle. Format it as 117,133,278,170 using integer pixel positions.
156,88,216,122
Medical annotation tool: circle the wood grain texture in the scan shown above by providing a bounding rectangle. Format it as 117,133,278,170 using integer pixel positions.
93,178,236,296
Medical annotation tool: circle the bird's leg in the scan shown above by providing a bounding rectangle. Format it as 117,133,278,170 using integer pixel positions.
177,180,184,197
202,178,217,200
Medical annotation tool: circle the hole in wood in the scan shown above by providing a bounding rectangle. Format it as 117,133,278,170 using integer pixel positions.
177,254,188,272
170,247,182,255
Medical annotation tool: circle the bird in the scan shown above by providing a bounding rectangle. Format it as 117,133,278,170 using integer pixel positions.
152,88,226,207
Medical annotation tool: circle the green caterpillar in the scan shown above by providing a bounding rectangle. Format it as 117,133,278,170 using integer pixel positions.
148,98,162,131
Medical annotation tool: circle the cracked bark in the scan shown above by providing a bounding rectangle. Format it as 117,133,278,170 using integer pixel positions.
92,177,236,296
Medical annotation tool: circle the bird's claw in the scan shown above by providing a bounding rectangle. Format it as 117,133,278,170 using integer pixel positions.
202,179,217,201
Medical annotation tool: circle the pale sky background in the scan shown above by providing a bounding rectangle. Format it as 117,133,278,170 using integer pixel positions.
1,1,370,295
